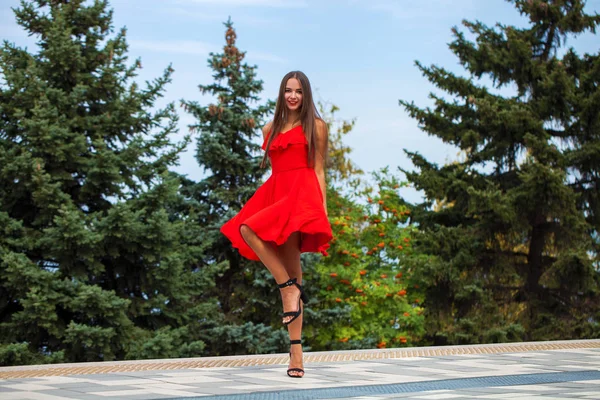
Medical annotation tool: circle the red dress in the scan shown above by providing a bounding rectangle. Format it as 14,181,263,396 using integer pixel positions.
220,125,332,261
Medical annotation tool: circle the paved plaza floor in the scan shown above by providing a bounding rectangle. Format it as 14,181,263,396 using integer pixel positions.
1,339,599,399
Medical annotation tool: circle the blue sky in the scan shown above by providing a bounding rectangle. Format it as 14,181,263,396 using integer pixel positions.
1,0,599,203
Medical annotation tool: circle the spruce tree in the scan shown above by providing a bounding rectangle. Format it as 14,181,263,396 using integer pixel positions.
400,0,600,344
0,0,200,364
181,19,284,355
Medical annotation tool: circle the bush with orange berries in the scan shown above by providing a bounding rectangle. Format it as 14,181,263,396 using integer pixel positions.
303,168,425,350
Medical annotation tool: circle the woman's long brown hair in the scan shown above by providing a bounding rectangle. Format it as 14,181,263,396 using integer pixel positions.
260,71,323,169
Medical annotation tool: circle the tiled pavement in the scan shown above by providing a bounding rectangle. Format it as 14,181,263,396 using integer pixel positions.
1,339,599,399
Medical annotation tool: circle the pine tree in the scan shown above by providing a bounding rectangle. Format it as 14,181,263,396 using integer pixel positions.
181,19,285,355
400,0,600,344
0,0,200,365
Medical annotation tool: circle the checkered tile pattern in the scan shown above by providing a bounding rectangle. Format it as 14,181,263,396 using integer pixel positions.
0,343,599,399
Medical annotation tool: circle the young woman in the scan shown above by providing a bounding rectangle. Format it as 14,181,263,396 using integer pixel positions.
220,71,332,378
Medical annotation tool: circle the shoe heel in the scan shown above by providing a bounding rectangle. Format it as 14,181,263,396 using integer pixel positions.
300,291,308,304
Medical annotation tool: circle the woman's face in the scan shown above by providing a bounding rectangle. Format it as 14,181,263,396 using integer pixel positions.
284,78,303,112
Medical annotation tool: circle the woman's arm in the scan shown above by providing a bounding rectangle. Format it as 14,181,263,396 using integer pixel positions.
262,120,273,142
314,119,328,216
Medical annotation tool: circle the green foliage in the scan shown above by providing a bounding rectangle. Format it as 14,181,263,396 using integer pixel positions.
125,326,206,360
0,0,201,365
180,19,284,354
10,0,598,364
301,105,426,350
205,322,289,356
0,343,64,366
400,0,600,344
306,168,425,349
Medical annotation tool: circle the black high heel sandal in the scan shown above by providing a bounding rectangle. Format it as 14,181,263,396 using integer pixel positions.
278,278,308,326
287,339,304,378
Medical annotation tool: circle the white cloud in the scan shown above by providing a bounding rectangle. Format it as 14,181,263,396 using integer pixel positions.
175,0,308,8
128,39,286,64
346,0,475,20
246,51,287,64
128,39,215,56
163,7,225,21
164,7,286,28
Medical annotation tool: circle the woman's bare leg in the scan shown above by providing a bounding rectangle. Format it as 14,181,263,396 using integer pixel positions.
239,225,302,325
277,232,304,377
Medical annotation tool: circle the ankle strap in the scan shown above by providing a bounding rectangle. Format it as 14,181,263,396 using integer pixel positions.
278,278,298,288
290,339,302,345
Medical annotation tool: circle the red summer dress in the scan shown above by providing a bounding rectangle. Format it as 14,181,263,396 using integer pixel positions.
220,125,332,261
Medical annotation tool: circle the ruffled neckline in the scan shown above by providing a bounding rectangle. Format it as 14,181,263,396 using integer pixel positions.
261,125,307,151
